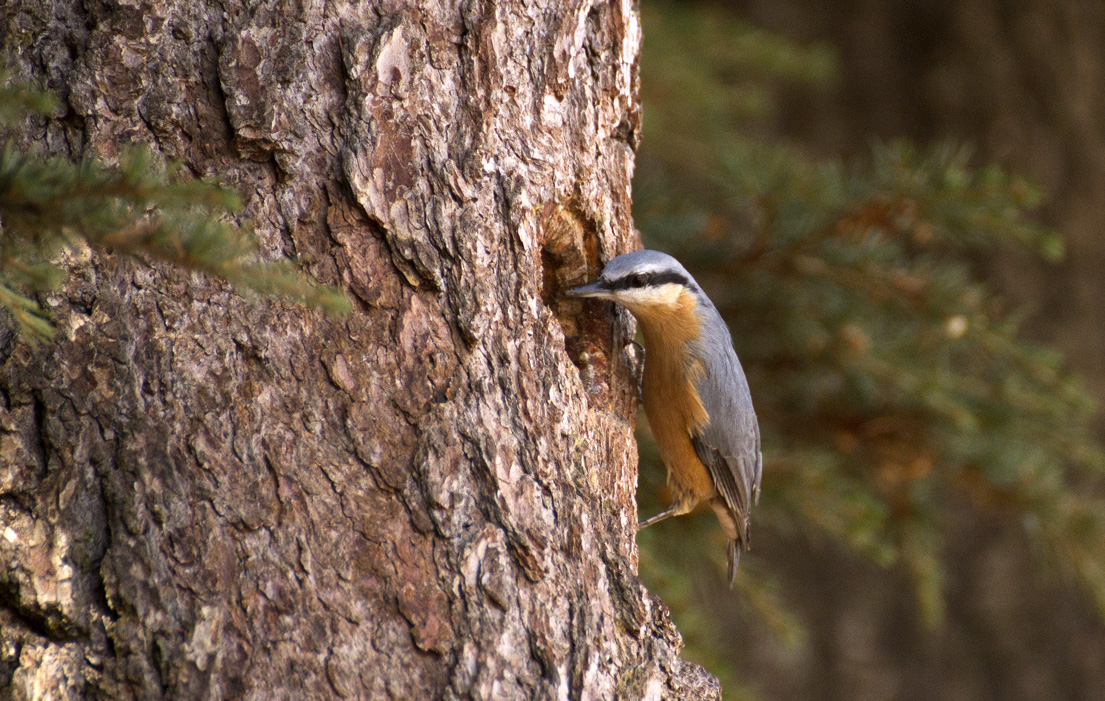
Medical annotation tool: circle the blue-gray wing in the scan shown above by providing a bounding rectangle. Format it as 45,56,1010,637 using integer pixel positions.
689,333,761,586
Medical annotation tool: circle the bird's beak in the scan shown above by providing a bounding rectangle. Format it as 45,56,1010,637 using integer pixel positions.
564,281,607,299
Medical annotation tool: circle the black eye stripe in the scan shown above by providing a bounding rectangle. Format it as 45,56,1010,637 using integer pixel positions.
604,270,690,291
649,271,691,287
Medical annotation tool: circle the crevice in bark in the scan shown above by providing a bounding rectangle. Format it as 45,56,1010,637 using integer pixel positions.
134,102,166,158
149,634,170,697
0,324,15,372
29,389,50,481
0,486,34,518
539,203,599,318
0,587,80,645
88,459,119,625
539,203,625,403
567,597,585,694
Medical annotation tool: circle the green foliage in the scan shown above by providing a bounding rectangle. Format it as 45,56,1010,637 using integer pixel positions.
0,76,349,342
634,0,1105,684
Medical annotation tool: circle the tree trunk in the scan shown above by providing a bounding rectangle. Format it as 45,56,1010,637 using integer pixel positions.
0,2,718,698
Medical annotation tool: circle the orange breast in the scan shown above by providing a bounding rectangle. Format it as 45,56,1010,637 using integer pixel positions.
637,291,716,508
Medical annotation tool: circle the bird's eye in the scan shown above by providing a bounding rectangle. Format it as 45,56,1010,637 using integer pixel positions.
630,273,645,287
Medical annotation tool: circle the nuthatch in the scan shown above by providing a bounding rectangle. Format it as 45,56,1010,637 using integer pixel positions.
568,250,761,587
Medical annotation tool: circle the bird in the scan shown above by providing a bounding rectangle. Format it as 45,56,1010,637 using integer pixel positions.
567,249,761,587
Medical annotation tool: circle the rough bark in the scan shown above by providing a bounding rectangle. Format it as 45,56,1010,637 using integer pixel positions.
0,1,720,699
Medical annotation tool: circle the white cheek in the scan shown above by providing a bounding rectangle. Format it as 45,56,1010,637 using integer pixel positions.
613,284,682,309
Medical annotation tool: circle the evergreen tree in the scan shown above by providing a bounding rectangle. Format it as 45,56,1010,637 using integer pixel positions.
634,3,1105,694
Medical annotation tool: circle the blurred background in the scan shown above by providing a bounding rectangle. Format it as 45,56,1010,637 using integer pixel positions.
631,1,1105,699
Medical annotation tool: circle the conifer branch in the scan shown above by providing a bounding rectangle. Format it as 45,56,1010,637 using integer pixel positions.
635,3,1105,670
0,76,350,342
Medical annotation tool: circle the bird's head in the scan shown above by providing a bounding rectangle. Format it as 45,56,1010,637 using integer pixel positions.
565,250,700,318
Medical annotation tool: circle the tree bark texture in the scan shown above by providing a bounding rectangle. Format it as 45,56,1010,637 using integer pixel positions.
0,1,720,699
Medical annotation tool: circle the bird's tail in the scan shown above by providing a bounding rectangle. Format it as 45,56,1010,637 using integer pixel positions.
726,539,741,589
